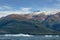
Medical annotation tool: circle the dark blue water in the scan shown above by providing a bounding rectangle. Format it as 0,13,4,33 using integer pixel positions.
0,35,60,40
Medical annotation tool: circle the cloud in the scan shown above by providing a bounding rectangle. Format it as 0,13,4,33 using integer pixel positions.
47,0,53,2
0,6,12,10
21,8,31,11
20,8,31,13
53,3,60,7
0,7,31,17
56,0,60,1
43,0,53,3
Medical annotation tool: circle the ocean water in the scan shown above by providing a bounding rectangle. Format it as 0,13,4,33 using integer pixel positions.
0,34,60,40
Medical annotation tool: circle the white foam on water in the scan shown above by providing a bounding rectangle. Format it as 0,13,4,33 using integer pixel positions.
45,35,53,37
4,34,33,37
45,35,59,37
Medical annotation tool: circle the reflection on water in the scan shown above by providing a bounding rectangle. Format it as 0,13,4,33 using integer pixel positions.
0,35,60,40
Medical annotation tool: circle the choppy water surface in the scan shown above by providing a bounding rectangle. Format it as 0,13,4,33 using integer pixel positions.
0,34,60,40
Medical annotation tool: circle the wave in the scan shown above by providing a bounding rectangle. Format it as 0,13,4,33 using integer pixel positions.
44,35,59,37
4,34,33,37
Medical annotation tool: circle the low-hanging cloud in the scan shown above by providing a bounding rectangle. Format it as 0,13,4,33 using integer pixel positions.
0,6,31,17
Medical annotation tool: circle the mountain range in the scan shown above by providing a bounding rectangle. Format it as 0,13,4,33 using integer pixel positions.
0,11,60,35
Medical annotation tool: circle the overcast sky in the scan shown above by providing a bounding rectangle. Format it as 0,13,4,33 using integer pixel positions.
0,0,60,17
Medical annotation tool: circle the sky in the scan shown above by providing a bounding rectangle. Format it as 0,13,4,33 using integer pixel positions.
0,0,60,17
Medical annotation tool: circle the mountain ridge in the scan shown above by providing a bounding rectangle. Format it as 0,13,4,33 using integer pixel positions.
0,11,60,35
